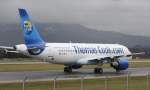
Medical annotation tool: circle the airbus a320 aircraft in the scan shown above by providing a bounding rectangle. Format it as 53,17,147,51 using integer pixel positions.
0,9,144,74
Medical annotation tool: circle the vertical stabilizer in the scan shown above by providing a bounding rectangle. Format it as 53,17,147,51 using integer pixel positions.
18,8,45,49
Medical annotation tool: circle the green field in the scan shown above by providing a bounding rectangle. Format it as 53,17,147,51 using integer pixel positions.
0,59,150,72
0,76,149,90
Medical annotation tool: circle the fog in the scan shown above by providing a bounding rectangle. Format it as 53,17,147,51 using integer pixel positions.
0,0,150,36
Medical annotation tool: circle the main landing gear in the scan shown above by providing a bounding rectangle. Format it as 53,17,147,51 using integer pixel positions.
64,65,103,74
94,61,103,74
94,67,103,74
64,66,72,73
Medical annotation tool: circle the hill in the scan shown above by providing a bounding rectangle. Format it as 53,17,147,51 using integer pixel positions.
0,23,150,47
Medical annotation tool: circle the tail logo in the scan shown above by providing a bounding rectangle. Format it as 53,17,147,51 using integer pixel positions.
24,20,32,32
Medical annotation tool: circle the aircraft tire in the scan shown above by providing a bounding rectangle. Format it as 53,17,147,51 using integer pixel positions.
64,66,72,73
94,68,103,74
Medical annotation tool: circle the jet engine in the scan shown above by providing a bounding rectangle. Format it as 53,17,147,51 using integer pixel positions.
111,58,128,70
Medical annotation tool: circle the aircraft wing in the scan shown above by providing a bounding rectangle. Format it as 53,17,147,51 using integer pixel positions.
0,46,19,53
77,52,145,65
127,52,145,56
0,46,14,49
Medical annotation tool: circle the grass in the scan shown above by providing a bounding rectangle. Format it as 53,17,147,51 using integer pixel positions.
0,58,40,62
0,59,150,72
0,76,149,90
0,64,63,72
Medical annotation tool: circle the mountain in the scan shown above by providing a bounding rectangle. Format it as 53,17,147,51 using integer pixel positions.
0,23,150,47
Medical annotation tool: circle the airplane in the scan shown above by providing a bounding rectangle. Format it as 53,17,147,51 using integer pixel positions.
0,8,144,74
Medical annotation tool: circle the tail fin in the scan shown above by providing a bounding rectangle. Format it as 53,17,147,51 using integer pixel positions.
18,8,45,49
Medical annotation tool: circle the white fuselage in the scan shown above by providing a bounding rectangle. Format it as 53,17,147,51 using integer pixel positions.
15,43,131,65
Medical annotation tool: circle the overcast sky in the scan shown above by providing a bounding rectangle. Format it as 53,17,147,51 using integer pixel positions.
0,0,150,36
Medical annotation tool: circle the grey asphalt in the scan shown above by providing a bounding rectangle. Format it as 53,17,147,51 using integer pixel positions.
0,68,150,82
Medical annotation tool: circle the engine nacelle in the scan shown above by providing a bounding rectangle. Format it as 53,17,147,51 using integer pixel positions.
71,65,82,69
111,58,128,70
15,44,28,54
